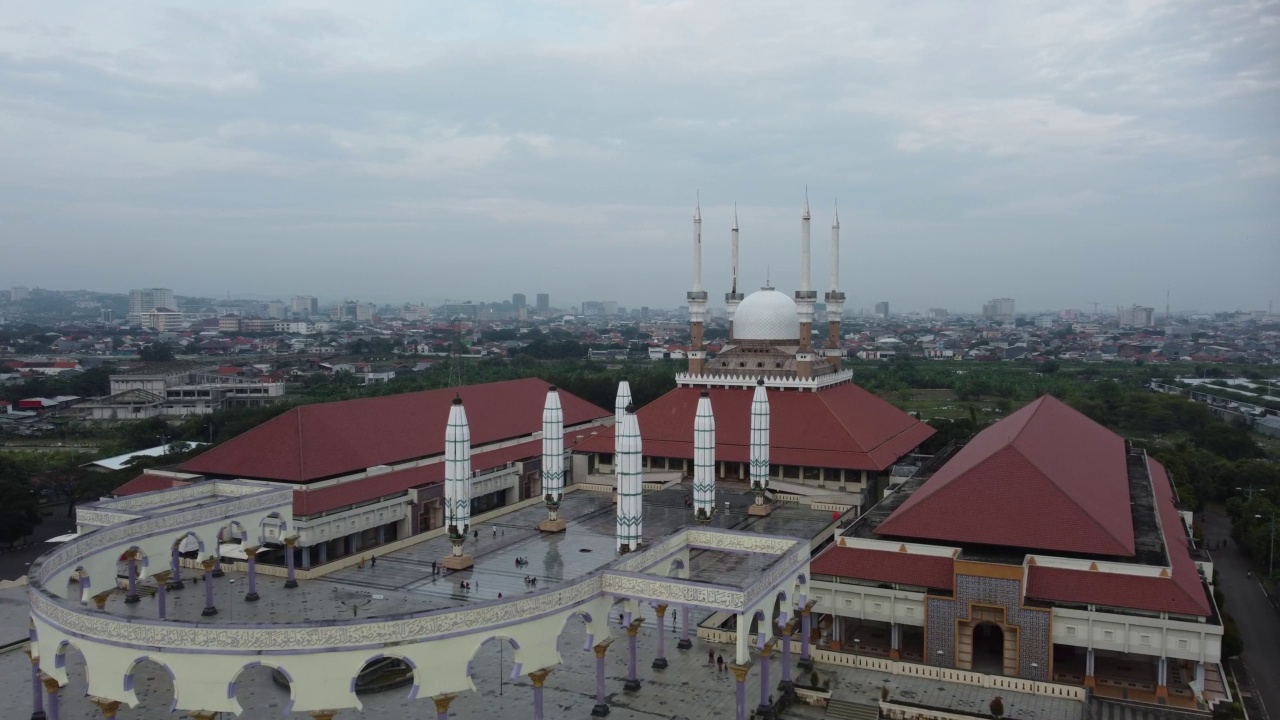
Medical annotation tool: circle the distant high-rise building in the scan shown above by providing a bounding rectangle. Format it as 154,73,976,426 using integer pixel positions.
582,301,605,316
603,300,618,316
99,308,115,323
10,286,31,302
982,298,1016,323
128,288,176,321
640,306,650,320
1118,305,1155,328
267,301,288,319
536,293,550,311
927,308,948,320
512,293,527,309
874,301,890,319
292,296,319,316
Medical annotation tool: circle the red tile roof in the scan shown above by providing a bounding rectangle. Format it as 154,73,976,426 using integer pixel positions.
875,395,1135,556
179,378,610,483
573,383,933,472
810,544,955,590
292,437,555,516
1025,459,1211,616
112,473,191,497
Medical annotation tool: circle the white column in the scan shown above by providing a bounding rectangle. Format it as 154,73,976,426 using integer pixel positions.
693,390,716,522
615,381,632,426
541,385,565,526
750,380,771,503
800,192,811,292
829,204,839,292
616,397,643,552
725,209,744,338
693,198,703,292
444,395,472,560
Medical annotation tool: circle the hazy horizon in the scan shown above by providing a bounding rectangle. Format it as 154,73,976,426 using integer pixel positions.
2,2,1277,314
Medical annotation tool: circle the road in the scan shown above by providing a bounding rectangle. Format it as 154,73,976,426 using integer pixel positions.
0,502,77,582
1203,509,1279,720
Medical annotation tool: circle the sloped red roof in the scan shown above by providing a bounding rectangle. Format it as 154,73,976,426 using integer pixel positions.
573,383,933,472
874,395,1134,556
810,545,955,590
179,378,610,482
1025,459,1211,616
112,473,191,497
293,437,556,515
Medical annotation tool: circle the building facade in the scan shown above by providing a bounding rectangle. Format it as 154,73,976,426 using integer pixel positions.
128,288,177,321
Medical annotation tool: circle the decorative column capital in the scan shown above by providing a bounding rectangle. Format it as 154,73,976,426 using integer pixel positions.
24,647,37,664
626,619,644,637
654,603,668,618
760,640,777,658
186,711,218,720
152,570,172,584
781,618,798,636
40,675,60,694
432,694,456,713
309,711,337,720
528,669,552,688
802,599,817,614
592,638,615,658
91,591,112,610
730,663,752,683
284,535,300,548
200,558,217,572
90,697,122,718
243,545,261,557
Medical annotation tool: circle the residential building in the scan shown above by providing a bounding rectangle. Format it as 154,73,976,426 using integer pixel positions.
927,308,948,320
875,301,890,319
218,315,242,333
128,288,177,321
983,297,1016,323
1119,305,1156,328
536,293,550,311
10,286,31,301
292,296,320,316
266,301,288,319
512,293,526,308
142,308,185,332
80,363,286,420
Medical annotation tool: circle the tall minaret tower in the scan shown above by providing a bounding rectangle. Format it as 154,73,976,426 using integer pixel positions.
692,390,716,524
725,205,744,340
539,385,568,533
747,379,773,516
614,380,632,427
442,395,474,569
825,204,846,359
615,398,643,552
795,192,818,378
687,197,709,375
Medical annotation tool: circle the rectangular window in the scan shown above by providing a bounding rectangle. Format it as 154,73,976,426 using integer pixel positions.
783,466,800,479
1066,626,1077,637
804,467,821,481
1103,630,1115,640
1177,639,1189,650
873,602,884,612
905,607,916,616
1139,634,1152,646
843,598,853,608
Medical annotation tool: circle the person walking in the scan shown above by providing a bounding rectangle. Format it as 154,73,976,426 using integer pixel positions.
716,654,724,673
370,556,376,569
707,648,715,666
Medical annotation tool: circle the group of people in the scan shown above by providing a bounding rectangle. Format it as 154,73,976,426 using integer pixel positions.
523,575,539,587
707,649,726,672
357,556,376,569
514,556,530,567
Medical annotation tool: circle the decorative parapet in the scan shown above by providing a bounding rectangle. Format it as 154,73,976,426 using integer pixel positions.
675,370,853,391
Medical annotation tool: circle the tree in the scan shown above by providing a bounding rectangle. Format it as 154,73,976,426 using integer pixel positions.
139,342,176,362
0,457,42,546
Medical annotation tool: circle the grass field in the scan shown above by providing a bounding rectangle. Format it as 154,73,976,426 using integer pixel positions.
885,388,1010,422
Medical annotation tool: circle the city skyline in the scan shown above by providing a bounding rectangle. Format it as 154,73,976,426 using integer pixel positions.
1,2,1276,313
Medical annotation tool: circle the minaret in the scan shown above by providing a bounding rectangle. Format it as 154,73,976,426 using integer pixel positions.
442,395,474,569
824,204,846,359
692,390,716,524
725,205,744,340
539,385,567,533
748,379,773,516
795,192,817,378
615,401,643,552
615,380,632,427
687,197,709,375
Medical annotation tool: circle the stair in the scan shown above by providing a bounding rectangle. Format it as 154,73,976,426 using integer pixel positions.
825,700,880,720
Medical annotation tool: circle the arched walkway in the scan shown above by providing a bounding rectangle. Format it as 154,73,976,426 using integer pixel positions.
972,622,1005,675
123,657,176,711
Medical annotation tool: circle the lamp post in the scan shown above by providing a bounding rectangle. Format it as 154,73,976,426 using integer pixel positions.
1255,513,1277,579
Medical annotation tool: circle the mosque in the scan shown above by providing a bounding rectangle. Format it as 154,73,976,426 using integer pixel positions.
20,199,1227,720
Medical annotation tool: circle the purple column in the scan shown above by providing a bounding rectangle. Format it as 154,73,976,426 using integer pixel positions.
201,562,218,616
124,556,139,604
757,649,772,718
781,628,793,690
798,609,813,671
156,582,167,620
244,547,260,602
29,657,44,720
677,604,692,650
651,605,668,669
168,547,184,590
42,677,59,720
591,645,610,716
624,625,641,692
284,538,299,589
733,667,747,720
529,670,550,720
212,555,224,578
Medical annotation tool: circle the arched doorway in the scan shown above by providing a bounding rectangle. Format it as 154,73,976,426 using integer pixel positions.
972,622,1004,674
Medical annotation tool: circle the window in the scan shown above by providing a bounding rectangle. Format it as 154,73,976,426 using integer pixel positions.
782,466,800,479
1103,630,1115,640
905,607,916,617
1139,634,1152,646
1177,639,1189,650
873,602,884,612
1066,626,1077,637
804,467,821,481
843,598,853,608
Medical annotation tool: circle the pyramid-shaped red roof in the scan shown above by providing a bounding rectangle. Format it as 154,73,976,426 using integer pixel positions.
573,382,933,472
179,378,610,483
874,395,1135,556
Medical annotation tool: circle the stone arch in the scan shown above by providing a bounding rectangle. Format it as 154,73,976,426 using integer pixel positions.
559,610,598,651
66,566,91,603
466,636,523,692
217,520,247,544
259,511,289,545
172,531,206,557
53,640,90,703
116,545,151,577
229,660,296,716
355,652,418,700
751,609,769,648
666,558,686,578
122,656,177,712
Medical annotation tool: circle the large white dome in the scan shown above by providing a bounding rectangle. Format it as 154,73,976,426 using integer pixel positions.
733,289,799,341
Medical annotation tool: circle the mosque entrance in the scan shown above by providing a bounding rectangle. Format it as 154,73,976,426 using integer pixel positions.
972,622,1005,675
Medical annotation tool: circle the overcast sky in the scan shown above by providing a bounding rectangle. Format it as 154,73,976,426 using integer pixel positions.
1,1,1277,314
